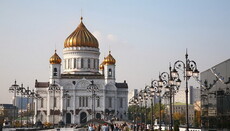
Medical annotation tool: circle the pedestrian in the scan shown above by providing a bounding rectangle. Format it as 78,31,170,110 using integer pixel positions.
101,123,109,131
88,124,95,131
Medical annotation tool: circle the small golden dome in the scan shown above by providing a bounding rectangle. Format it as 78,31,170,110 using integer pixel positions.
99,60,105,70
104,51,116,65
50,50,62,64
64,17,99,48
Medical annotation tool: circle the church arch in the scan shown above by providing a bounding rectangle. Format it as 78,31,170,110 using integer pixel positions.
96,113,101,119
80,112,87,124
66,113,71,124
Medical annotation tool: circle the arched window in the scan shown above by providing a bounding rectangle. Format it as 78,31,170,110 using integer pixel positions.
88,59,91,68
53,68,57,76
93,59,96,69
54,97,57,107
81,58,84,68
67,99,70,107
97,98,100,107
108,68,112,77
73,58,76,69
41,98,44,108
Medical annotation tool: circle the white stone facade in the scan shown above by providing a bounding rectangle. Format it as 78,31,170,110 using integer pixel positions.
34,19,128,125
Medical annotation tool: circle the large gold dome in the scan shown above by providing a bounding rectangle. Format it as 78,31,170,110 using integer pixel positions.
50,50,62,64
64,17,99,48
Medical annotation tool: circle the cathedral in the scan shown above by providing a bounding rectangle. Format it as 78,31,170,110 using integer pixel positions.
34,17,128,125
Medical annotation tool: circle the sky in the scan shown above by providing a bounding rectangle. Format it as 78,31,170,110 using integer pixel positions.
0,0,230,103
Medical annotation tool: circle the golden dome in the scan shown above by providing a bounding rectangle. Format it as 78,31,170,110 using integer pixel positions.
99,60,105,70
64,17,99,48
50,50,62,64
104,51,116,65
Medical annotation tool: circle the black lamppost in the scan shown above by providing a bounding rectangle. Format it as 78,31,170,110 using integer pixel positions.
130,96,140,131
9,80,19,127
159,66,181,131
29,89,35,127
63,90,71,127
151,75,164,131
48,81,60,128
87,80,99,120
17,84,26,128
24,86,32,128
171,51,199,131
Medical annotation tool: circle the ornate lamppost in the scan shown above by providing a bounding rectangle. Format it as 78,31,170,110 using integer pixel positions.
171,51,199,131
151,75,164,131
23,86,32,128
159,66,181,131
17,84,26,128
9,80,19,127
48,81,60,128
63,90,71,127
28,89,35,127
148,85,156,131
87,80,99,120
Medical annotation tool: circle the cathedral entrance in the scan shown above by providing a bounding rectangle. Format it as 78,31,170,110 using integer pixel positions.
96,113,101,119
66,113,71,124
80,112,87,124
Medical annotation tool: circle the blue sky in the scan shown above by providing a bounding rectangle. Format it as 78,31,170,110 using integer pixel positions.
0,0,230,103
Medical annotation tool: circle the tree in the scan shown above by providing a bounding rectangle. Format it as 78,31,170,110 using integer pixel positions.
173,112,185,125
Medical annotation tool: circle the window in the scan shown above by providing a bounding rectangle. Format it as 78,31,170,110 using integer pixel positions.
108,69,112,77
54,97,57,107
41,98,43,108
67,99,70,107
119,98,123,108
79,96,88,107
53,68,57,76
97,98,100,107
81,58,84,68
93,59,96,69
88,59,91,68
109,97,112,108
86,97,88,107
82,97,85,107
73,58,76,69
79,97,81,107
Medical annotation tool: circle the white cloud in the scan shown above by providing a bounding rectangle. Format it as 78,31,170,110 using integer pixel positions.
107,34,117,42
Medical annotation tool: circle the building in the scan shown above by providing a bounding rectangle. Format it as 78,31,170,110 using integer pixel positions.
200,59,230,130
15,96,32,110
173,102,194,126
35,17,129,125
189,86,200,104
0,104,18,121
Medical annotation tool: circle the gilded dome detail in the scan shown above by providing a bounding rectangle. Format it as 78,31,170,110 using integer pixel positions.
104,51,116,65
64,17,99,48
50,50,62,64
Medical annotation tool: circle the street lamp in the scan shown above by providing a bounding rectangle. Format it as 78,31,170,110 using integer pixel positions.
63,90,71,127
130,96,139,131
48,81,60,128
151,75,164,131
160,66,181,131
9,80,19,127
23,86,32,128
87,80,99,120
171,51,199,131
17,84,26,128
28,89,35,127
